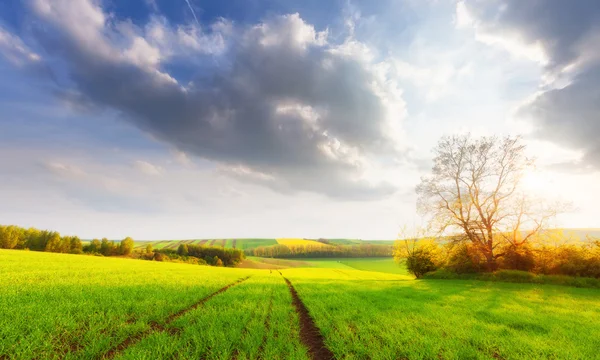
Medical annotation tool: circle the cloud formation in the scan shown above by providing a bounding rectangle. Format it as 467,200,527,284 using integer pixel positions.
462,0,600,168
14,0,406,199
0,26,41,66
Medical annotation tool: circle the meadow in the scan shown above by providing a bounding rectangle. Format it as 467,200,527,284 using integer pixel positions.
241,256,409,275
1,250,599,359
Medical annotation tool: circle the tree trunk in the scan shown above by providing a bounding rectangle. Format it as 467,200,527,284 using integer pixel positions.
483,243,498,272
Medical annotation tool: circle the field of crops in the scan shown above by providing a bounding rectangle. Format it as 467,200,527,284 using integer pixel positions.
276,238,332,247
131,238,399,253
2,250,599,359
133,238,279,251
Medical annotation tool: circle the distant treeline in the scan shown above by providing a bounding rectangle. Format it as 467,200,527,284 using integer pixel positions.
0,224,134,256
153,244,244,267
0,224,243,267
246,244,393,258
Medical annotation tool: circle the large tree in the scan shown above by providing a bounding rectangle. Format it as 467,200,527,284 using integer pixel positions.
416,134,558,271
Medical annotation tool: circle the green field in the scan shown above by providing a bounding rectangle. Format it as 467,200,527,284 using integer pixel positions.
306,258,409,275
244,257,409,275
2,250,599,359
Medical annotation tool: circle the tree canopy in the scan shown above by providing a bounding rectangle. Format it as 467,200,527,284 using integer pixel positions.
417,135,560,271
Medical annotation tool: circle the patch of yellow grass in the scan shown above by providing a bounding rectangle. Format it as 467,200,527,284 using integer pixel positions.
276,238,332,248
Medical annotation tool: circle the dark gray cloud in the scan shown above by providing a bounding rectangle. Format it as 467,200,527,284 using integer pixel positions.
465,0,600,71
464,0,600,168
525,68,600,168
20,0,403,199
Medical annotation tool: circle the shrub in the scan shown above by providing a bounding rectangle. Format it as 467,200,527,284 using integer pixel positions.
444,243,483,273
213,256,223,267
406,248,437,278
120,237,134,256
145,244,153,255
500,245,535,272
177,244,189,256
153,252,165,261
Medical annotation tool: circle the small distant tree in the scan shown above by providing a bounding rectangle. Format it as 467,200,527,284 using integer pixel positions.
213,256,224,267
153,252,164,261
0,225,23,249
86,239,101,253
69,236,83,254
120,237,134,256
100,238,117,256
59,236,72,253
394,227,440,278
44,233,63,253
145,243,153,255
178,244,189,256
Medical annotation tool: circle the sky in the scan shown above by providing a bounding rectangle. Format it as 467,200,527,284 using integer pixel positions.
0,0,599,240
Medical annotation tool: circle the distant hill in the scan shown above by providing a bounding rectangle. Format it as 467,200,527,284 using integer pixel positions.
129,229,599,251
132,237,395,251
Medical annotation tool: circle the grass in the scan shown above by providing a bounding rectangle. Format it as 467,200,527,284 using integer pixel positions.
242,257,409,276
301,257,409,275
0,250,252,358
282,268,600,359
2,249,599,359
117,274,308,359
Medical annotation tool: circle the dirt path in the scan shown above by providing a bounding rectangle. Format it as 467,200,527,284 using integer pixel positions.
281,276,335,360
102,276,251,359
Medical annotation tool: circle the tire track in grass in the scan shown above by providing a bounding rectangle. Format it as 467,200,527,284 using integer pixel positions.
102,276,251,359
257,287,275,359
280,275,334,360
232,286,274,360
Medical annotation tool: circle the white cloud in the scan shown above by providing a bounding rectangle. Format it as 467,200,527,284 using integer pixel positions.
45,162,86,177
0,27,41,66
134,160,163,175
454,1,473,28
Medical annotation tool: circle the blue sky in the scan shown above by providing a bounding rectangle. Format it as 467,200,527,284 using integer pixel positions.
1,0,599,239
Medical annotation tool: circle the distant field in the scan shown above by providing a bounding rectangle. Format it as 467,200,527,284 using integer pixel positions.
276,238,332,247
241,257,409,275
105,229,600,252
134,238,278,251
308,257,409,275
234,238,278,249
1,250,599,359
